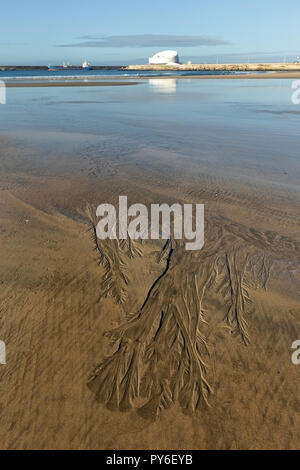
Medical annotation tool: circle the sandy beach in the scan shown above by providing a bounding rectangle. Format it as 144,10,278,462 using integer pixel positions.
0,77,299,450
2,0,300,454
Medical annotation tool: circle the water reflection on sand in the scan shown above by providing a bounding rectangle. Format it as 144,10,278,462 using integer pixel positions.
149,78,177,94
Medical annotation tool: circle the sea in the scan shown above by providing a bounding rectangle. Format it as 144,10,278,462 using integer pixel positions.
0,69,299,192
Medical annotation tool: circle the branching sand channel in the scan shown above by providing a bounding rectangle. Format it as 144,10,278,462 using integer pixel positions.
86,212,295,420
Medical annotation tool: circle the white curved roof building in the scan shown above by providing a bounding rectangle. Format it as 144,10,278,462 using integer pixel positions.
149,50,180,65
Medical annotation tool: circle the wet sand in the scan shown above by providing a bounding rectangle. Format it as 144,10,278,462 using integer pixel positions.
0,80,299,449
3,71,300,88
0,130,299,450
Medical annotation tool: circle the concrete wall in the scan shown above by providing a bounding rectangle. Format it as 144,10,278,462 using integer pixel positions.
125,63,300,72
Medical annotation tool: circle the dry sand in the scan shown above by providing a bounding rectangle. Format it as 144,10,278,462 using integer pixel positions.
0,129,299,450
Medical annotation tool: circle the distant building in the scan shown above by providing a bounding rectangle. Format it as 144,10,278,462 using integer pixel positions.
149,50,180,65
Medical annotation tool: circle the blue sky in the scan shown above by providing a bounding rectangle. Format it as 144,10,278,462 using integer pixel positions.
1,0,300,65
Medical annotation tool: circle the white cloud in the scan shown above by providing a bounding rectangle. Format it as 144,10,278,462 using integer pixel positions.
58,34,231,48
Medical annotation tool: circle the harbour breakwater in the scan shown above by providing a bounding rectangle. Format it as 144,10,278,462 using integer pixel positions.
125,63,300,72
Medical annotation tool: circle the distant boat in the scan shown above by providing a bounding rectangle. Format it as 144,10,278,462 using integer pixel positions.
82,60,93,70
48,61,93,71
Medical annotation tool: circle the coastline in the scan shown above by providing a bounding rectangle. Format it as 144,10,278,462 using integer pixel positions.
2,62,300,73
3,71,300,87
166,71,300,79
